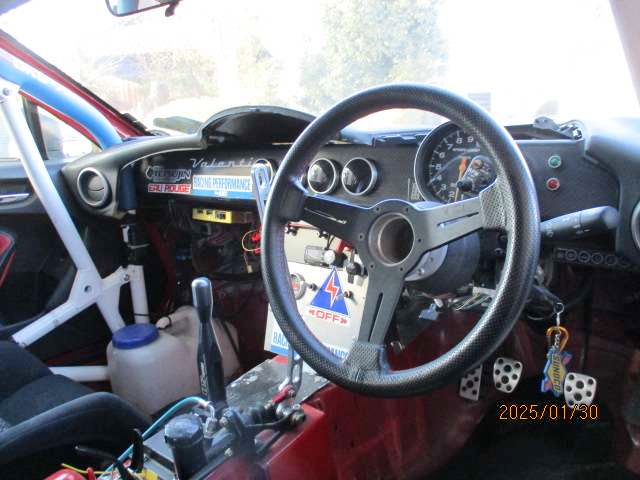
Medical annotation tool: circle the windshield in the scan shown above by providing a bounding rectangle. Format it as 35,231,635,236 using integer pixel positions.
1,0,637,132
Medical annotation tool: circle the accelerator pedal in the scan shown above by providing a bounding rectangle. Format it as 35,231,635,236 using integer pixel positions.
564,372,597,407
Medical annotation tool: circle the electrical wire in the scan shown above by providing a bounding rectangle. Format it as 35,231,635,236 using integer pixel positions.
61,463,109,475
241,229,260,253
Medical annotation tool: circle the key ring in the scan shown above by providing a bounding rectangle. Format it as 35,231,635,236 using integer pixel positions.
553,301,564,327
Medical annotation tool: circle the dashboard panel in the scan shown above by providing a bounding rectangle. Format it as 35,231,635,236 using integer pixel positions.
62,107,636,265
134,137,618,223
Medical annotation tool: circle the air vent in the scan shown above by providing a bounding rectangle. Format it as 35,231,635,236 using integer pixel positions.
77,168,110,208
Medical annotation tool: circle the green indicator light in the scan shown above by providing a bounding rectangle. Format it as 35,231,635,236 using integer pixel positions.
548,155,562,169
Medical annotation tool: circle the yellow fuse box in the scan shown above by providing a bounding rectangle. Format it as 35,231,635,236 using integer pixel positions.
192,208,253,224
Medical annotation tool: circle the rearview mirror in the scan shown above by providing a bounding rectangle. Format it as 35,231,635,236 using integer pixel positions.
105,0,179,17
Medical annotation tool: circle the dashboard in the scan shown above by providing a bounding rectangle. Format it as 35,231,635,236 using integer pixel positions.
62,106,640,269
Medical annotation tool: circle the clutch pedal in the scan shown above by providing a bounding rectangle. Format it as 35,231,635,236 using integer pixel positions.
459,365,482,401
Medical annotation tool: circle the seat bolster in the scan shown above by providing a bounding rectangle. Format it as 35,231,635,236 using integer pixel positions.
0,391,150,466
0,375,92,425
0,342,51,400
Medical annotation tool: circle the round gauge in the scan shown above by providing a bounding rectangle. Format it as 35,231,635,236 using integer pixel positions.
253,158,275,179
341,157,378,196
308,158,339,194
414,122,496,203
290,273,307,299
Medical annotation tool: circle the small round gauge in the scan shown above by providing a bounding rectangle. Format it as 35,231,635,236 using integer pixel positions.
341,157,378,196
308,158,339,194
414,122,496,203
290,273,307,299
253,158,275,179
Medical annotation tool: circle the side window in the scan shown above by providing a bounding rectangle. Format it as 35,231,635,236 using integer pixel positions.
0,99,99,162
0,104,21,163
37,107,98,160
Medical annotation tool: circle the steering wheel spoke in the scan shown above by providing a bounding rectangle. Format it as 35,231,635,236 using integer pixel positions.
356,267,405,344
297,190,370,245
414,182,506,251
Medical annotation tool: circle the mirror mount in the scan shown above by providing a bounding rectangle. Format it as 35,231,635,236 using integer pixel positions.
105,0,180,17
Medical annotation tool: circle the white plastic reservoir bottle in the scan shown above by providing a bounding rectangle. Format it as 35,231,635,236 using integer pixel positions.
107,310,200,415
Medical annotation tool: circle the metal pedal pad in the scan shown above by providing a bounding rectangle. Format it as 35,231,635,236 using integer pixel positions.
459,365,482,401
493,357,523,393
564,372,597,407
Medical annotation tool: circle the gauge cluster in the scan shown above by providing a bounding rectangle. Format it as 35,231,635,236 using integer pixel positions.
304,122,497,205
307,155,379,197
414,122,497,203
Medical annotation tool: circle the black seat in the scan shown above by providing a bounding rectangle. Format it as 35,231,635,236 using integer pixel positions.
0,341,149,478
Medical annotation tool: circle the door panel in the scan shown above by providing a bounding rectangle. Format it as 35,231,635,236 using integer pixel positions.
0,97,113,360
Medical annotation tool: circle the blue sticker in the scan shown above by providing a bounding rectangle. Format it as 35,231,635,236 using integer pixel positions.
309,268,349,316
191,175,254,199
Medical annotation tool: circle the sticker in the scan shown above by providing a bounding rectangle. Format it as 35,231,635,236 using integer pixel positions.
148,183,191,194
268,322,349,359
541,348,572,397
145,166,191,183
192,174,253,199
304,268,350,327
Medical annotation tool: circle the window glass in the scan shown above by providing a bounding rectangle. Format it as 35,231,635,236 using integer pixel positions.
0,98,22,162
37,107,97,160
1,0,636,131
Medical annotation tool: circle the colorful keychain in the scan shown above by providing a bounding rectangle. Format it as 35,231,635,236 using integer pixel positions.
541,302,572,397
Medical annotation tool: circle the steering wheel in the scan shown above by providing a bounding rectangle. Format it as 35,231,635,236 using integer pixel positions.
261,84,540,397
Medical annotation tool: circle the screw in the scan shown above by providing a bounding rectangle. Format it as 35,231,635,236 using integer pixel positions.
290,410,306,426
2,88,10,96
224,448,234,458
123,274,130,282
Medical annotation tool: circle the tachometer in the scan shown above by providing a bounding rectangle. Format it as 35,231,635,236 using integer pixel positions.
414,122,496,203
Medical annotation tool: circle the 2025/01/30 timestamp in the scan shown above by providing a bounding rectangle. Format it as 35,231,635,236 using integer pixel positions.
498,403,599,422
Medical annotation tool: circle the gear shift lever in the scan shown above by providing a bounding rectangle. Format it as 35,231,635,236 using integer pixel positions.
191,277,227,412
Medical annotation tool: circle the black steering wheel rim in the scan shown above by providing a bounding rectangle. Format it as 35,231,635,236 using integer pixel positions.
261,83,540,397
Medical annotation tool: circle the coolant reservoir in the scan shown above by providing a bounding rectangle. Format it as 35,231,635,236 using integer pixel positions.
107,309,200,415
107,306,240,416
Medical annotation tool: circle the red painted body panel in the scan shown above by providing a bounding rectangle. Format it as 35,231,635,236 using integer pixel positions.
206,404,336,480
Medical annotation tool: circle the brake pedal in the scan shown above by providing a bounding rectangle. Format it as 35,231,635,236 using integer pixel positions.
564,372,597,407
493,357,522,393
459,365,482,401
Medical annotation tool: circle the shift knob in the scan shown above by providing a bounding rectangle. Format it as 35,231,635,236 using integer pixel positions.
192,276,214,324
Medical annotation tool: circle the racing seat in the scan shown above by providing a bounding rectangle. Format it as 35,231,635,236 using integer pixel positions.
0,341,149,477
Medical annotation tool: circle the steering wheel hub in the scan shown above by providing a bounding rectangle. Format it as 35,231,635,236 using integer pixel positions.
369,212,415,266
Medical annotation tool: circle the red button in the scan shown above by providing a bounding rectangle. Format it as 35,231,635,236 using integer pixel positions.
546,177,560,191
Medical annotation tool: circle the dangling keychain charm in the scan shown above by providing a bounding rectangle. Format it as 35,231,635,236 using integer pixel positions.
541,302,572,397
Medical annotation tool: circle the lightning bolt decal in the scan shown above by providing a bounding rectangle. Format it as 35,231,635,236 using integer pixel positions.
324,270,341,307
